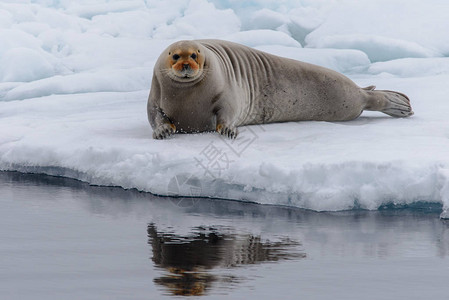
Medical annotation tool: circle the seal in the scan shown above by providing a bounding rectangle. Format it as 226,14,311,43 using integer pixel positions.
147,39,413,139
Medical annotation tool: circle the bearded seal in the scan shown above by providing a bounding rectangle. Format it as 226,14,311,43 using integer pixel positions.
147,39,413,139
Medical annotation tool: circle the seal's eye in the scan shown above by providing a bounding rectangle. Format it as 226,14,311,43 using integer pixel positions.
172,54,180,60
191,53,197,60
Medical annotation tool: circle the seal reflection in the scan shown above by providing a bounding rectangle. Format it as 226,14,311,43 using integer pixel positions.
148,223,306,296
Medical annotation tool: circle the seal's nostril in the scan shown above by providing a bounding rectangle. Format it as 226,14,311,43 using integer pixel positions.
182,64,189,71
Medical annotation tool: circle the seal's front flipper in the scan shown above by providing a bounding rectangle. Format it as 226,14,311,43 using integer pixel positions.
153,123,176,139
216,124,238,139
214,103,239,139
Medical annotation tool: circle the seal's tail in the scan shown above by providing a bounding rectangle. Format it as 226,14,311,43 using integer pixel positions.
364,87,414,117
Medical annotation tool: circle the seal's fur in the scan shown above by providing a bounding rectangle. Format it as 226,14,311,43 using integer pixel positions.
148,39,413,139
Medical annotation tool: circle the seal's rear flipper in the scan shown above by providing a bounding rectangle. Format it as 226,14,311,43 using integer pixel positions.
379,90,414,117
362,85,376,91
365,89,414,118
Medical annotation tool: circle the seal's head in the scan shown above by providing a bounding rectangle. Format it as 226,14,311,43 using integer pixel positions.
164,40,205,82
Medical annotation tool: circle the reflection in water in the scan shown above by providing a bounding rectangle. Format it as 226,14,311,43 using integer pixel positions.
3,171,449,297
148,224,305,296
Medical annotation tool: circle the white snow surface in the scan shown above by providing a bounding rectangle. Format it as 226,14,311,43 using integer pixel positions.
1,0,449,216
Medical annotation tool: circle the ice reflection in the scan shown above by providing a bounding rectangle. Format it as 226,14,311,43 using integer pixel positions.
148,224,305,296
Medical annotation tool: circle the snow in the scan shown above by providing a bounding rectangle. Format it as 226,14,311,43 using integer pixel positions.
0,47,55,82
225,30,302,48
305,0,449,59
1,0,449,217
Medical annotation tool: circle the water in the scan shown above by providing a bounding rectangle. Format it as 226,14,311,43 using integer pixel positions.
1,171,448,300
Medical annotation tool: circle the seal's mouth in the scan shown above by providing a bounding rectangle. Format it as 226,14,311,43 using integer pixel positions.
180,70,193,78
167,68,206,85
175,65,195,78
172,68,199,80
173,72,194,80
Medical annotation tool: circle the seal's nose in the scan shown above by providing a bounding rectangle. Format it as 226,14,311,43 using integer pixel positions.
182,64,190,71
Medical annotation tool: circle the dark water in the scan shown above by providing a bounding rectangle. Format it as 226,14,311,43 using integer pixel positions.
1,171,449,300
